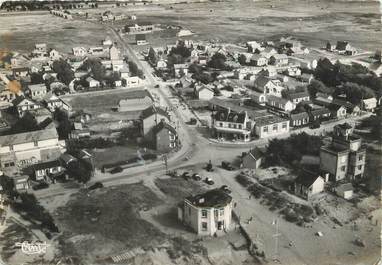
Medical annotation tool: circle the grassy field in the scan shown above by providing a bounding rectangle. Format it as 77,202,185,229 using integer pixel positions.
1,0,381,54
0,13,109,53
125,0,382,51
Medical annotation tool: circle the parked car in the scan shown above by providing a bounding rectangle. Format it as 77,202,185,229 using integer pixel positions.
192,173,201,181
182,172,191,180
188,118,197,125
220,185,231,194
204,177,214,185
168,171,180,178
32,182,49,190
221,161,234,171
110,166,123,174
88,182,104,190
309,121,320,129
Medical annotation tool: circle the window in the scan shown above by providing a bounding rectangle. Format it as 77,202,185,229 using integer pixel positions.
341,156,346,163
201,210,207,218
358,165,362,170
232,124,237,129
238,125,242,129
219,208,224,216
228,124,232,128
282,122,287,129
263,126,268,132
9,145,13,151
273,124,278,131
201,222,208,231
188,207,191,216
34,140,38,147
358,155,363,161
219,122,223,127
341,166,346,172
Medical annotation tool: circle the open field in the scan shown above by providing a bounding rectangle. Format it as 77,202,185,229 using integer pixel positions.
0,13,109,53
1,0,381,54
123,0,382,51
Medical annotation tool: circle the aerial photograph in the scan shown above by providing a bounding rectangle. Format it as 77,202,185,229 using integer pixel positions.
0,0,381,264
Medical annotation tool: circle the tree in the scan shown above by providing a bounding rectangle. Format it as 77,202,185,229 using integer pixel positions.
335,82,375,105
307,79,331,98
169,45,191,58
9,112,39,134
52,59,74,85
83,58,105,81
54,108,72,139
67,160,92,185
238,54,247,65
30,72,44,84
148,47,158,65
188,63,203,74
208,52,227,70
167,54,184,66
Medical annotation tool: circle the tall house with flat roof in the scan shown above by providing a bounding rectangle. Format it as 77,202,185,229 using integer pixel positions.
178,189,233,236
320,123,366,182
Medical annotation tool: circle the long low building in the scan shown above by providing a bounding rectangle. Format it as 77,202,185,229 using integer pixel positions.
254,114,290,139
0,124,66,170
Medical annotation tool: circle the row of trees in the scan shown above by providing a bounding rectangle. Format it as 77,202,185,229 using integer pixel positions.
264,133,323,167
314,58,381,102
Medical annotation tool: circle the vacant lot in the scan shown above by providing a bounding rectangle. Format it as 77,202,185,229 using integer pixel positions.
127,0,381,51
0,13,109,53
54,183,166,263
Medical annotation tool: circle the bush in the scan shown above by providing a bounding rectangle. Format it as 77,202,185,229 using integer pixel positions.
235,174,253,187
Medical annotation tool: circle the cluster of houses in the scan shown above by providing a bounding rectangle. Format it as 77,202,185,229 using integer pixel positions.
239,123,366,201
144,36,379,142
326,41,357,56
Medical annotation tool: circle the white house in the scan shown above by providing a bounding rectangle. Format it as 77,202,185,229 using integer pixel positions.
266,95,295,112
254,76,285,97
178,189,233,236
72,47,87,57
194,85,214,101
361,97,377,112
86,77,100,88
28,83,47,100
294,172,325,199
174,64,189,78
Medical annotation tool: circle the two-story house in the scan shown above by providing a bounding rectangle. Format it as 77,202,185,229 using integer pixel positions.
140,105,170,139
152,121,179,152
212,108,252,141
178,189,233,236
12,97,42,117
28,83,47,100
254,75,285,97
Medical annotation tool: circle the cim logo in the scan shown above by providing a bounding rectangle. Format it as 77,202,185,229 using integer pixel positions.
15,241,49,255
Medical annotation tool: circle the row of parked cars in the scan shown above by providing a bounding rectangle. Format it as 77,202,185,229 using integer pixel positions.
168,170,231,193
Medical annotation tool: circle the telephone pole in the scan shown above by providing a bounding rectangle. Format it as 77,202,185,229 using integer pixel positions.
272,218,281,263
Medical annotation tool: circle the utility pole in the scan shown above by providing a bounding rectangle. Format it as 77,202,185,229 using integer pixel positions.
162,154,168,173
272,218,281,263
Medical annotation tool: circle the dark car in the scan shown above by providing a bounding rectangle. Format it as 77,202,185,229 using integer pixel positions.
168,171,180,178
88,182,104,191
220,185,231,194
32,182,49,191
110,166,123,174
188,118,197,125
182,172,191,180
192,173,201,181
204,177,214,185
221,161,234,171
154,84,160,88
309,121,321,129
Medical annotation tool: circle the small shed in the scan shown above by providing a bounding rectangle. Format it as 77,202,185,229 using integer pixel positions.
335,183,354,199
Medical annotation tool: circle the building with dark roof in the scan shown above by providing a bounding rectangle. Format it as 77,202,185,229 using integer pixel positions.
118,89,154,112
152,121,178,152
141,106,170,139
241,147,264,169
294,170,325,199
178,189,233,236
211,108,252,141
